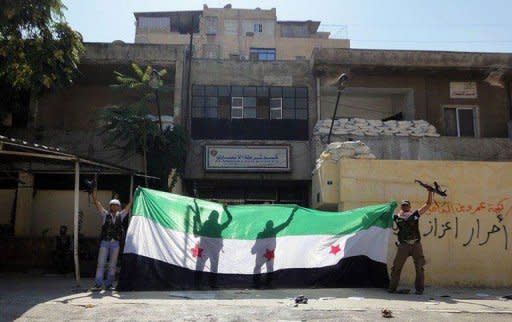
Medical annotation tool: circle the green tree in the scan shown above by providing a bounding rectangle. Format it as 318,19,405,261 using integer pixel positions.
112,63,168,131
0,0,84,124
101,102,159,187
102,63,188,190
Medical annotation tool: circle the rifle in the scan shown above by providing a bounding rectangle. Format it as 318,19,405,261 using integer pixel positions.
83,175,97,206
415,179,447,197
83,178,96,194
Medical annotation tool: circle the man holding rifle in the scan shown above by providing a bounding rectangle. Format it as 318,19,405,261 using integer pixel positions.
388,185,433,295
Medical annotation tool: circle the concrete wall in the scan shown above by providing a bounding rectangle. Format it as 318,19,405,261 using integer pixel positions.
82,42,181,65
276,38,349,61
425,77,509,138
319,74,426,122
344,159,512,287
14,172,34,236
318,74,509,137
31,190,115,238
6,128,143,171
0,187,117,238
314,48,512,138
0,189,16,225
313,136,512,164
38,85,124,131
314,48,512,69
314,159,512,287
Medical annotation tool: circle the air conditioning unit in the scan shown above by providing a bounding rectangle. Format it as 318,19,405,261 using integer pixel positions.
240,55,248,61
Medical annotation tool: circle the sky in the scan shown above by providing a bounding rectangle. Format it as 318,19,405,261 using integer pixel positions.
62,0,512,53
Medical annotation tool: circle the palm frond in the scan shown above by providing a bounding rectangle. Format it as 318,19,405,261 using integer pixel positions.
142,65,152,82
131,63,145,79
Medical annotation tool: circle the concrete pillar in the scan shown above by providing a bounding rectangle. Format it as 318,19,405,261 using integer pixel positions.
14,171,34,236
173,49,185,126
169,169,183,195
27,93,39,128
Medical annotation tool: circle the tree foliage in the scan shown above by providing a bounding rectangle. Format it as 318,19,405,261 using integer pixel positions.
101,63,188,191
0,0,84,94
101,101,159,155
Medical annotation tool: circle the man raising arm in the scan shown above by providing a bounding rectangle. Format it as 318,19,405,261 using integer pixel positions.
388,187,433,295
90,189,132,291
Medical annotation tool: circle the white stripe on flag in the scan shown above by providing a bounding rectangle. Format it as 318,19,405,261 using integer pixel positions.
124,216,390,275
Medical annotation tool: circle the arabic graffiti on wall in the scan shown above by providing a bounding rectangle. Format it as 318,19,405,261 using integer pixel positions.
427,198,510,216
393,197,511,251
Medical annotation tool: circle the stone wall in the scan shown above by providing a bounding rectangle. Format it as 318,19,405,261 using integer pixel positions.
313,135,512,164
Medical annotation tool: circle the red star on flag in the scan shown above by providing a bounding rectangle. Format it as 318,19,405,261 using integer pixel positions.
263,248,275,261
191,244,203,258
330,244,341,255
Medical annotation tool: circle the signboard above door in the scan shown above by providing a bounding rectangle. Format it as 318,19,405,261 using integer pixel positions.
450,82,478,99
205,145,291,172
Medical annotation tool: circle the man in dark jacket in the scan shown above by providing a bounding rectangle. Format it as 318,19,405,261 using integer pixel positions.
388,186,433,295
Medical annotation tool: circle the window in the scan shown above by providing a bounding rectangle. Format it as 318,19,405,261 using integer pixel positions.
224,20,237,35
192,86,220,118
204,16,218,35
231,97,243,119
243,97,256,118
270,98,282,119
192,85,308,121
274,87,309,120
249,48,276,61
254,23,263,33
137,17,170,32
444,106,476,137
203,44,219,59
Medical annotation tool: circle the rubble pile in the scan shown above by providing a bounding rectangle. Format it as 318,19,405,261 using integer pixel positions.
314,118,440,137
316,140,376,170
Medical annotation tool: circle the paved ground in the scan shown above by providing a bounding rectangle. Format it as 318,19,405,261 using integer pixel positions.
2,273,512,321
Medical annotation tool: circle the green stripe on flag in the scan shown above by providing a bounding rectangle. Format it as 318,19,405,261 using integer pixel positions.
132,187,396,240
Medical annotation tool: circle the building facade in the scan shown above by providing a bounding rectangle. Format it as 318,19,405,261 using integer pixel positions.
2,5,512,237
2,5,512,277
134,4,350,61
184,58,315,205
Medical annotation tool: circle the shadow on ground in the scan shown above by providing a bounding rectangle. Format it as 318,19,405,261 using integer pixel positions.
2,273,512,322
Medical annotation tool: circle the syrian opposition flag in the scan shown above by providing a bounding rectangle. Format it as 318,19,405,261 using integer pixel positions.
118,188,396,291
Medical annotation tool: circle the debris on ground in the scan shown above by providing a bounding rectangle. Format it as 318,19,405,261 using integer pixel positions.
79,304,94,309
381,309,393,318
294,295,308,304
